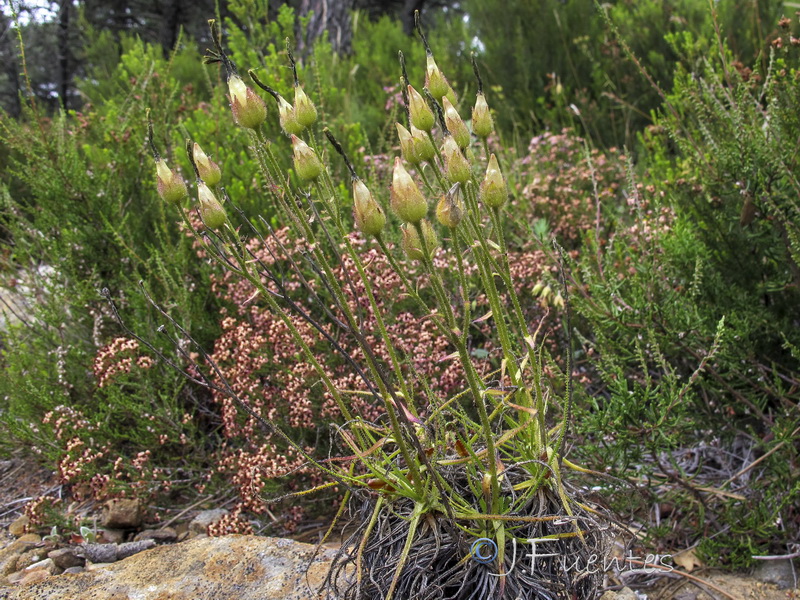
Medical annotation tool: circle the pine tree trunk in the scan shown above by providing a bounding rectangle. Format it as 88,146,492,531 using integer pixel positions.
161,0,183,56
58,0,71,110
295,0,355,55
0,11,21,117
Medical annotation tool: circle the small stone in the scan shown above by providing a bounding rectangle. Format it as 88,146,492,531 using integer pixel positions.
62,566,84,575
753,558,798,589
79,539,156,564
24,557,55,574
115,539,155,560
48,547,85,570
174,523,189,542
8,515,29,537
19,568,51,585
0,536,39,578
6,570,25,584
188,509,228,535
101,498,143,529
99,528,126,544
134,527,177,543
14,549,43,572
84,562,113,571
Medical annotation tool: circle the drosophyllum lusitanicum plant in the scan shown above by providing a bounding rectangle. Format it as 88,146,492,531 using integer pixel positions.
145,14,610,600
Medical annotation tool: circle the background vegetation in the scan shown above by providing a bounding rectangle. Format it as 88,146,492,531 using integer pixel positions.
1,0,798,571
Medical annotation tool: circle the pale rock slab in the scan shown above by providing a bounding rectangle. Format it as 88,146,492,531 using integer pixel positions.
0,534,343,600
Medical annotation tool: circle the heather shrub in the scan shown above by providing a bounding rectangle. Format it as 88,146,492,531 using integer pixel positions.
0,32,222,518
562,15,800,568
509,130,627,249
464,0,783,147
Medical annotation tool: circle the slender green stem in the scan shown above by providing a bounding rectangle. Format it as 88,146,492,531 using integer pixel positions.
427,130,444,166
343,236,418,415
220,227,356,422
270,178,429,496
248,130,429,486
451,227,471,344
413,221,500,509
425,155,448,190
488,206,547,441
173,214,371,485
376,235,451,337
417,164,436,195
460,183,548,447
459,189,519,387
385,503,423,600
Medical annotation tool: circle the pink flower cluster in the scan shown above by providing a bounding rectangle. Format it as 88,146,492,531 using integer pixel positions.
93,336,154,388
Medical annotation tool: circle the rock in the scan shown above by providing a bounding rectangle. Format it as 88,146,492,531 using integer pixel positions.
80,540,155,563
98,529,125,545
17,569,50,586
61,566,84,575
23,559,54,575
7,517,29,538
13,551,43,573
174,523,189,543
600,588,638,600
5,571,25,584
100,498,143,529
188,509,228,536
47,548,84,570
0,535,344,600
133,528,177,544
753,558,798,589
114,540,155,561
81,543,116,564
15,536,40,546
0,536,41,580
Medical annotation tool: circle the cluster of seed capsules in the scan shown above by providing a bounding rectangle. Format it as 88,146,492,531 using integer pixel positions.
153,40,507,262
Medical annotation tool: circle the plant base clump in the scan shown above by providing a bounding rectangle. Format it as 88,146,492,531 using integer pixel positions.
327,470,609,600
